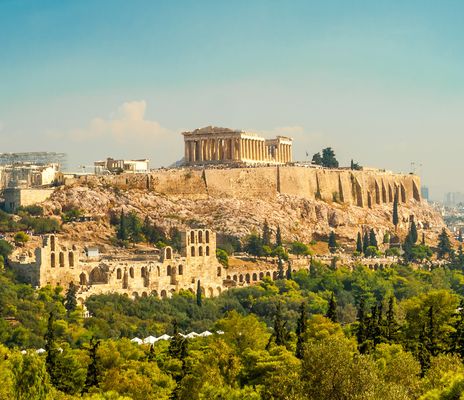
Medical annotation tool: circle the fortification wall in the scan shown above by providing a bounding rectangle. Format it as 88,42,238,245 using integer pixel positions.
65,166,421,207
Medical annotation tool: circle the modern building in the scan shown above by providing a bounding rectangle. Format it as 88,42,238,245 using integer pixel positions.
94,158,149,174
182,126,293,166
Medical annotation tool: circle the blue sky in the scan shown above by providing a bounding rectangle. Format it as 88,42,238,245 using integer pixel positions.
1,0,463,199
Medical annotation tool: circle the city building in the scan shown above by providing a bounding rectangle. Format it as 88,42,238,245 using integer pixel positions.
94,158,150,174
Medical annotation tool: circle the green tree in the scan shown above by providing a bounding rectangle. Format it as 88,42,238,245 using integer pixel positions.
272,303,288,347
14,231,29,245
44,312,58,387
328,231,337,253
216,248,229,267
295,302,307,359
369,229,378,248
244,233,264,257
117,210,128,241
437,228,452,259
311,152,322,165
363,232,369,254
385,296,399,343
0,239,13,259
262,220,271,246
11,353,50,400
450,300,464,358
409,220,418,244
290,241,309,257
196,280,202,307
285,261,292,280
326,293,338,323
321,147,339,168
84,338,101,393
392,193,399,230
64,282,78,316
277,257,284,280
275,226,283,248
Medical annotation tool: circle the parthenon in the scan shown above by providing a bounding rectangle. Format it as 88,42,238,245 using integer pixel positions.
182,126,293,165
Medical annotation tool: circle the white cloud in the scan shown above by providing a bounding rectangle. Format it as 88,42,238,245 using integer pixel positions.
69,100,171,143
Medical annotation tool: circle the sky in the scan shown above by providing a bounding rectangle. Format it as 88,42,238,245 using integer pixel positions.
0,0,463,200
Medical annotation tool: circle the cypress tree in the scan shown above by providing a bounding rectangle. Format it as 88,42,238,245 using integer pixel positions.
326,293,338,323
356,232,363,253
45,311,58,386
363,232,369,254
275,226,283,248
426,306,439,356
262,220,271,246
386,296,399,343
369,229,378,248
64,282,78,316
273,303,288,346
418,325,431,377
328,231,337,253
196,280,202,307
410,220,418,244
393,193,399,230
117,210,128,241
356,297,368,353
277,257,284,280
83,337,101,392
169,320,186,360
295,302,307,359
285,261,292,280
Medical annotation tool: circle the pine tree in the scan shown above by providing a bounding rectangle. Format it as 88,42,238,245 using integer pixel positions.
328,231,337,253
196,280,202,307
437,228,452,259
262,220,271,246
295,302,307,359
117,210,128,241
64,282,78,316
277,257,284,280
363,232,369,254
393,193,399,230
426,306,439,356
285,261,292,280
356,232,363,253
326,293,338,323
273,303,288,346
409,220,418,244
275,226,283,248
83,337,100,392
45,311,58,386
169,320,186,360
369,229,378,249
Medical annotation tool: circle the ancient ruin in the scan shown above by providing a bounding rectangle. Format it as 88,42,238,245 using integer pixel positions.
182,126,293,165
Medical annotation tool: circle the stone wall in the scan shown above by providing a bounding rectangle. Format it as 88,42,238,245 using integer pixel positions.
65,166,420,207
3,187,55,212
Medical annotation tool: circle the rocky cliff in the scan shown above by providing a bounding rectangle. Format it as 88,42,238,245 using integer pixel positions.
42,166,444,248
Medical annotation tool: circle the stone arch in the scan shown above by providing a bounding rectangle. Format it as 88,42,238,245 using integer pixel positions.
245,273,251,283
239,274,244,282
198,246,203,256
201,287,206,296
117,268,122,279
199,231,203,243
266,271,271,277
208,287,214,298
151,290,159,298
157,266,160,276
79,272,87,285
59,252,65,267
90,266,108,284
227,275,231,280
51,252,56,268
141,266,146,278
233,275,237,281
190,231,195,244
129,267,134,278
272,271,278,280
191,246,195,257
206,230,210,243
178,265,183,275
166,247,172,260
259,272,264,280
217,287,222,296
161,290,167,299
68,252,74,268
50,235,56,251
167,265,172,276
217,266,222,277
206,246,210,256
132,292,139,299
142,291,148,298
123,270,128,288
252,273,257,281
188,288,195,294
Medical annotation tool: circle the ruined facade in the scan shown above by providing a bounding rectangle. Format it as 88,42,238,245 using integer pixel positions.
182,126,293,165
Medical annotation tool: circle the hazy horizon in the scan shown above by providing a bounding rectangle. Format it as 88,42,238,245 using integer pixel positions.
1,1,463,201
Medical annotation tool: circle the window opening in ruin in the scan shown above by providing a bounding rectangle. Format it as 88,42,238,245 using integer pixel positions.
199,231,203,243
190,231,195,244
129,267,134,278
206,230,210,243
59,252,64,267
217,266,221,277
167,265,172,276
206,246,210,256
191,246,195,257
178,265,183,275
50,235,55,251
117,268,122,279
51,253,56,268
166,247,172,259
199,246,203,256
68,252,74,268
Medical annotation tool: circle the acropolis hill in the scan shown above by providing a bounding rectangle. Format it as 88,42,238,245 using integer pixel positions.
39,126,443,247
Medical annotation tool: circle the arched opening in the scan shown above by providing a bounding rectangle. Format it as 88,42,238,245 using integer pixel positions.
59,252,65,268
191,246,195,257
206,246,210,256
252,273,257,281
178,265,183,275
50,235,55,251
132,292,139,299
190,231,195,244
239,274,244,283
79,272,87,285
129,267,134,278
167,265,172,276
206,230,210,243
142,292,148,298
227,275,231,280
233,275,237,281
51,253,56,268
151,290,159,298
166,247,172,259
68,252,74,268
259,272,264,280
208,287,214,298
245,273,250,283
117,268,122,279
272,271,278,280
122,271,128,289
170,266,177,284
141,266,146,278
198,246,203,256
266,271,271,277
217,266,221,277
161,290,167,299
217,287,222,295
157,266,160,276
199,231,203,243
